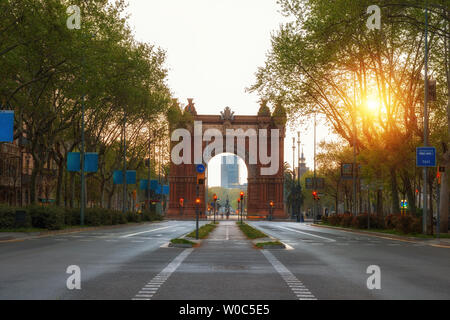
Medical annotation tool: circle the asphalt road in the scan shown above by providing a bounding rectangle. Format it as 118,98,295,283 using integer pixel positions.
248,221,450,299
0,220,448,300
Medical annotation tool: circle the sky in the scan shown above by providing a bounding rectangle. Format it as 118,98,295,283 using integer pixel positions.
124,0,335,186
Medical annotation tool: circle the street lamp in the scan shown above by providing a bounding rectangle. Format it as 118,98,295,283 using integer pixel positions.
269,200,274,221
179,197,184,216
195,197,201,239
240,191,244,223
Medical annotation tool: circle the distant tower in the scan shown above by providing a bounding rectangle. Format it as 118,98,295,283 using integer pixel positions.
221,155,239,188
298,148,308,178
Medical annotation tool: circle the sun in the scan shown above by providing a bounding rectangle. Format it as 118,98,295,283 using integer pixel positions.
367,99,378,111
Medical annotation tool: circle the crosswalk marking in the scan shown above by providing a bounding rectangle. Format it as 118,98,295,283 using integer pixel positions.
132,248,194,300
261,250,317,301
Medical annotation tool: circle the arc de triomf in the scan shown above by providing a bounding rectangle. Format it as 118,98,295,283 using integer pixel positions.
167,99,286,219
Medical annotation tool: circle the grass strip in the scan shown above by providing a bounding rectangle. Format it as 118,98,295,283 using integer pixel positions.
255,241,284,248
237,222,267,239
186,223,217,239
170,238,195,245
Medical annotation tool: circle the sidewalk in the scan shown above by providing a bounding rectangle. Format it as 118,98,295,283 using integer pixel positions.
206,220,247,241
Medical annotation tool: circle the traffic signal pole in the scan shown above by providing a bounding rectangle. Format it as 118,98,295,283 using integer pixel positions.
422,1,429,235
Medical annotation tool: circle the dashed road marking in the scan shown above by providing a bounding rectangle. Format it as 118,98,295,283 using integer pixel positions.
278,226,336,242
261,250,317,301
121,225,175,238
132,248,194,300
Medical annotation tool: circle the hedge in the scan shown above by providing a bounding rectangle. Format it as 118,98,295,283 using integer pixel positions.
325,213,422,234
0,205,31,229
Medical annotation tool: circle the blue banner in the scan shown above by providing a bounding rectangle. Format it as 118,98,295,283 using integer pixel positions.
140,179,149,190
127,171,137,184
114,170,137,184
156,185,169,195
84,153,98,173
67,152,98,172
150,180,159,191
67,152,81,172
0,111,14,142
113,170,123,184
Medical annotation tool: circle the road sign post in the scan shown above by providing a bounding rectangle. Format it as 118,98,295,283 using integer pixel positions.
416,147,436,234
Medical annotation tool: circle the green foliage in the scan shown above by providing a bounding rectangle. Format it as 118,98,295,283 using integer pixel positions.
0,205,32,229
28,206,65,230
0,0,172,204
255,241,284,248
167,99,183,127
170,238,195,245
187,223,217,239
142,210,163,222
272,103,287,126
237,222,267,239
207,187,246,210
327,213,422,234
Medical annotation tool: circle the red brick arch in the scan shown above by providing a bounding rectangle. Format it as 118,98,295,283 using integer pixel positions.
167,102,286,219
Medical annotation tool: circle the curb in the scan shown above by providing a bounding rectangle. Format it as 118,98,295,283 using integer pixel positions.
311,224,450,248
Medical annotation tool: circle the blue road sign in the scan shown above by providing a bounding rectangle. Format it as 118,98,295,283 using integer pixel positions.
196,164,205,173
416,147,436,167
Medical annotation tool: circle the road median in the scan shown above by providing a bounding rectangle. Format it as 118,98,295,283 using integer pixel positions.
169,222,218,248
237,221,286,249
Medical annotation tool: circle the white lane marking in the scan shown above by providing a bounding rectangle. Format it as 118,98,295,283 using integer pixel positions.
261,250,317,301
120,225,175,238
132,248,194,300
278,226,336,242
226,225,229,241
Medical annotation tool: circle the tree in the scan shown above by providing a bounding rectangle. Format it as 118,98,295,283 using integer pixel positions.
251,0,448,227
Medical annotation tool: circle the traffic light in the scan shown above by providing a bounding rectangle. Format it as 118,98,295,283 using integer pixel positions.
195,197,201,205
213,194,218,201
197,172,205,185
240,191,244,200
179,198,184,207
269,201,274,207
312,191,320,200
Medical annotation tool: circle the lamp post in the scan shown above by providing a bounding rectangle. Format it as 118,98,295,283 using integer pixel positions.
237,199,241,223
213,194,217,223
422,0,429,234
195,197,201,239
240,191,244,223
179,197,184,216
269,200,274,221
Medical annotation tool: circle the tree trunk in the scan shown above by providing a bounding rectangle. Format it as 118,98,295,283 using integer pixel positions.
428,177,434,235
55,161,64,206
390,167,400,214
30,164,40,204
101,180,106,209
376,189,383,217
69,172,75,208
402,170,417,216
440,167,449,232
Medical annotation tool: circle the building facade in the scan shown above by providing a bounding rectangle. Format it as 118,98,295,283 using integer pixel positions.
221,155,240,189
